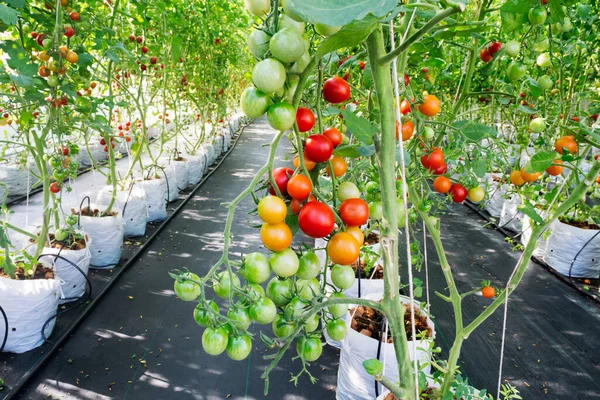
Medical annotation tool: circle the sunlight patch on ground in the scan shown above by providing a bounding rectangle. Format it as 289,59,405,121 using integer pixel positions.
37,381,112,400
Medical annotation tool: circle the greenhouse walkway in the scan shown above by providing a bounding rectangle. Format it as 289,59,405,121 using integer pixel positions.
11,117,600,400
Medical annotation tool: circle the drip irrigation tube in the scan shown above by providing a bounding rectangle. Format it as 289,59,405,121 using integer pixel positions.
2,121,248,400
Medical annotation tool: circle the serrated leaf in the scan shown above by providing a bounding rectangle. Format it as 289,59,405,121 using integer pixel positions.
0,4,19,25
339,109,376,145
546,0,564,23
452,120,497,142
357,144,376,157
288,0,397,27
501,11,528,32
5,0,24,9
316,15,379,59
517,104,538,114
518,201,544,225
524,151,556,173
500,0,538,13
334,144,362,158
362,359,383,376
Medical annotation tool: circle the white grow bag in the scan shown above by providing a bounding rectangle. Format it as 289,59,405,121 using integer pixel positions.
336,293,435,400
39,234,92,303
204,144,216,166
0,262,60,353
170,160,190,190
78,206,124,269
96,185,148,237
138,179,168,222
544,220,600,278
186,155,205,185
1,162,34,197
499,194,523,233
161,164,179,202
484,183,508,219
214,135,225,155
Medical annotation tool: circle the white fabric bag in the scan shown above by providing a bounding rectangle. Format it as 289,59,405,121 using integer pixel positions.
78,205,124,268
214,135,225,156
499,194,523,232
336,293,435,400
96,185,148,237
484,183,508,219
186,155,205,185
0,263,61,353
161,164,179,202
544,220,600,278
138,179,168,222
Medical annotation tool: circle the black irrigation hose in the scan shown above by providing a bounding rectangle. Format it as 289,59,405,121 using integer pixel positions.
567,230,600,287
0,305,8,353
2,121,248,400
357,253,362,298
374,316,387,397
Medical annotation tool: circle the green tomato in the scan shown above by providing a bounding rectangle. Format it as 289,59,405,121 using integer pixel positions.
326,318,347,341
214,271,241,299
537,75,553,90
267,102,296,131
226,334,252,361
423,126,435,139
281,0,304,22
532,37,549,52
245,283,265,299
247,29,271,59
47,75,59,87
507,61,527,81
272,314,296,338
556,17,572,32
504,40,520,58
240,87,271,119
193,300,219,327
65,214,78,226
269,28,305,64
228,307,252,330
297,251,321,280
330,265,355,290
42,38,52,48
54,228,69,241
174,272,201,301
269,248,299,277
279,14,305,35
53,170,67,181
536,52,552,68
266,277,293,307
252,58,286,94
528,6,547,25
337,181,361,202
240,252,271,284
249,297,277,324
365,181,378,194
289,51,310,74
369,201,383,220
296,335,323,362
314,23,341,37
296,278,321,300
202,326,229,356
327,292,348,318
529,117,546,133
244,0,270,16
285,296,309,320
304,313,319,332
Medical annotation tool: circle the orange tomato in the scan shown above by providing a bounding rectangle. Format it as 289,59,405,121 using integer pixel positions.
326,155,347,178
58,45,68,57
327,232,360,265
345,226,364,246
38,65,50,77
260,222,292,252
293,154,316,171
418,95,441,117
482,286,495,298
545,160,564,176
509,170,525,186
520,167,541,183
66,50,78,64
433,176,452,193
399,120,414,141
258,196,287,224
554,136,578,155
287,174,312,200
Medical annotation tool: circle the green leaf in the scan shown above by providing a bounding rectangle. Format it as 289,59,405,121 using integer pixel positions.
452,120,497,142
500,11,528,32
524,151,556,173
0,4,19,25
5,0,24,9
518,201,544,225
288,0,397,27
285,213,299,236
9,73,33,88
171,36,183,63
500,0,538,14
546,0,564,23
357,144,376,157
339,109,376,145
334,144,362,158
362,359,383,376
517,104,538,114
316,15,379,59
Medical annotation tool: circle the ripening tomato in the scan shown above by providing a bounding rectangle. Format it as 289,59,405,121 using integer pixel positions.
326,155,347,177
258,195,287,223
509,170,526,186
322,76,351,104
480,48,492,62
520,167,541,183
398,120,414,141
327,232,360,265
296,107,315,132
482,286,495,298
433,176,452,194
260,222,292,252
339,198,369,227
287,174,312,200
418,95,441,117
305,134,333,163
467,186,485,203
50,182,61,193
404,74,410,87
546,160,564,176
421,148,445,171
268,167,294,196
298,201,335,238
554,136,578,155
345,226,364,246
400,99,411,115
488,41,502,55
323,127,343,148
293,154,317,171
449,183,467,203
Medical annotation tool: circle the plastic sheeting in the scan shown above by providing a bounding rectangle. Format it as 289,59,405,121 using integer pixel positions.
78,207,124,268
138,179,168,222
499,194,523,233
186,155,205,185
96,185,148,237
1,162,34,197
544,220,600,278
484,183,508,219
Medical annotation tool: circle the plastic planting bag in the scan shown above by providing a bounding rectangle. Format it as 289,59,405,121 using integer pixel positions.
96,185,148,237
186,155,205,185
544,220,600,278
1,162,34,197
499,194,523,233
139,179,168,222
171,160,190,191
0,262,61,353
78,205,125,268
204,144,216,166
214,135,225,155
484,183,508,219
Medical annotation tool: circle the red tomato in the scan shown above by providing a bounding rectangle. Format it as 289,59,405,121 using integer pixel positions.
322,77,351,104
432,161,448,175
323,127,343,148
268,167,294,196
305,134,333,163
339,198,369,227
420,148,445,171
287,174,312,200
298,201,335,238
400,99,411,115
403,74,410,87
50,182,61,193
358,61,366,70
296,108,315,132
449,184,467,203
488,41,502,55
480,48,492,62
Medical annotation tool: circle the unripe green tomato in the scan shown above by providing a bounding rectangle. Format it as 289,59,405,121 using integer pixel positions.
528,6,547,25
42,38,52,48
537,75,553,90
368,201,383,220
507,61,527,81
47,75,59,87
423,126,435,139
314,23,341,37
504,40,520,58
537,52,552,68
532,38,549,52
365,181,378,194
529,117,546,133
